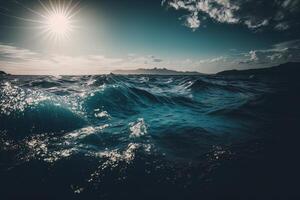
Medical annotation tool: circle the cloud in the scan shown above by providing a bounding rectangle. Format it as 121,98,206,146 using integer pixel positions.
186,13,201,29
0,44,125,75
198,56,227,64
241,39,300,65
0,40,299,75
126,55,163,65
273,39,300,49
0,44,208,74
0,44,167,75
190,39,300,72
163,0,300,30
274,22,290,31
0,44,38,61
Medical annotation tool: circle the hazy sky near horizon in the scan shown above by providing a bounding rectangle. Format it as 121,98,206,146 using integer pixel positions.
0,0,300,74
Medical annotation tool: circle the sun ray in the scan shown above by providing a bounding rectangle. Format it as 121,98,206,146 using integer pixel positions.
66,0,82,18
0,11,45,24
38,0,52,15
14,0,47,19
0,0,80,42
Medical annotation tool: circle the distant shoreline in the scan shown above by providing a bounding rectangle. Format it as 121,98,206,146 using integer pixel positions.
1,62,299,76
112,68,202,75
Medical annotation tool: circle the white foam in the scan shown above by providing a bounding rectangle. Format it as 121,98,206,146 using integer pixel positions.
129,118,148,137
94,110,110,119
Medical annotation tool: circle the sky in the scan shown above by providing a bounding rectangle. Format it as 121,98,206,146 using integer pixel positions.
0,0,299,75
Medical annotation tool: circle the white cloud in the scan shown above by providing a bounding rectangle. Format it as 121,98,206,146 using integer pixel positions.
198,56,227,64
0,44,124,75
163,0,300,30
0,44,167,75
274,22,290,31
186,13,201,29
244,19,269,29
240,39,300,66
249,50,258,61
0,44,38,61
165,0,239,29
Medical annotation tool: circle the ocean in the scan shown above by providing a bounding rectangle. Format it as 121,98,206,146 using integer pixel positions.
1,72,300,199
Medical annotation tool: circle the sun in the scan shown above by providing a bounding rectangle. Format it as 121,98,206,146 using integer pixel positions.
39,1,80,42
0,0,80,42
45,12,72,38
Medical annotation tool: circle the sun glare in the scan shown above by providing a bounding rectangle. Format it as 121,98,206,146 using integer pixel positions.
38,1,80,42
45,12,71,38
0,0,80,42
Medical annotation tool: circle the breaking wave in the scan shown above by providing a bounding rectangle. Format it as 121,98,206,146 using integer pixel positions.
1,73,299,199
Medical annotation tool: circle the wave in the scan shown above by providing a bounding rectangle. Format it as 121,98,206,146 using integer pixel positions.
187,78,247,93
187,78,215,90
0,74,263,141
0,101,85,139
30,79,61,88
1,73,300,199
206,89,300,122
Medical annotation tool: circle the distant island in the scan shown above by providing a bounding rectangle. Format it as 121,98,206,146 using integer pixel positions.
1,62,299,76
112,68,201,75
0,70,7,75
217,62,299,77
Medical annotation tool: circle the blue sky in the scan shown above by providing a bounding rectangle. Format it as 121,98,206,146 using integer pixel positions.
0,0,299,74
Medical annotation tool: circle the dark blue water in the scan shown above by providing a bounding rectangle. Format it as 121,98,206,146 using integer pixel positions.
1,74,300,199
